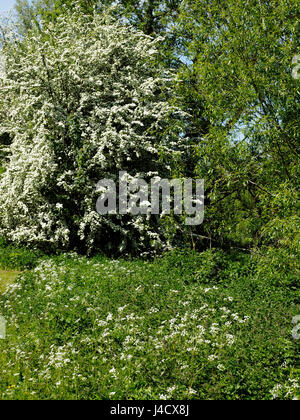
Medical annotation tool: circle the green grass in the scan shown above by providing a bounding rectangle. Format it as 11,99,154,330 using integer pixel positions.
0,249,299,400
0,270,21,294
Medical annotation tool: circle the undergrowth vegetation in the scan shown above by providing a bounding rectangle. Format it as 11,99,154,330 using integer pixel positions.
0,249,299,400
0,238,42,270
0,0,299,402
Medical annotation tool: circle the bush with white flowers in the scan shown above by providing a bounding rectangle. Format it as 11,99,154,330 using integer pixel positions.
0,10,176,253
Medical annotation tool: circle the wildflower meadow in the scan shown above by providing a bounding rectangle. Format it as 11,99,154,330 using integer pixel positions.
0,0,299,402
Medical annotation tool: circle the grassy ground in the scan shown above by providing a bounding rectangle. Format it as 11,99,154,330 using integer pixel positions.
0,270,21,294
0,249,299,400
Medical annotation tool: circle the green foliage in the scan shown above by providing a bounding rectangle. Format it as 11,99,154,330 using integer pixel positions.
0,0,298,401
0,250,298,400
194,249,248,285
193,246,299,296
0,270,21,294
14,0,56,35
254,246,299,291
0,10,180,255
6,0,299,254
173,0,300,249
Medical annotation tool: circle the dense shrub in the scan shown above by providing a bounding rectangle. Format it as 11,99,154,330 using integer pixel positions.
0,10,178,255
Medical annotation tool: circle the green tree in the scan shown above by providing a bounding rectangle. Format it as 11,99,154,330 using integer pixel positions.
174,0,299,248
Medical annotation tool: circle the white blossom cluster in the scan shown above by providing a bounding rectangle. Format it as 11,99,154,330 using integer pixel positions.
0,11,177,252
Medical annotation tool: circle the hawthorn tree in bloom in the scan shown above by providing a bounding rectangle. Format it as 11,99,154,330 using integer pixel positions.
0,10,178,254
